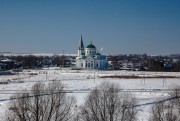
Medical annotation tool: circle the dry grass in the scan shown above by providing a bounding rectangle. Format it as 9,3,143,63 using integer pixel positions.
98,75,180,79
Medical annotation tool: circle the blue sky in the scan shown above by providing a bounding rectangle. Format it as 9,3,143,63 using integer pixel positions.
0,0,180,55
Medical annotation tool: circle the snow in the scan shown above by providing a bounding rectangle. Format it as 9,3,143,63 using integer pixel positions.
0,68,180,121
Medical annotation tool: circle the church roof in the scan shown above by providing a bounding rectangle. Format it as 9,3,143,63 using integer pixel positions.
86,42,96,49
96,52,101,55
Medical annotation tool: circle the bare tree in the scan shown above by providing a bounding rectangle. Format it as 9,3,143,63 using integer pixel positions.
77,82,138,121
6,81,76,121
149,87,180,121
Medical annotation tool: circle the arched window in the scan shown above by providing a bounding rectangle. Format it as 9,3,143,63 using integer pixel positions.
81,63,83,67
91,63,93,67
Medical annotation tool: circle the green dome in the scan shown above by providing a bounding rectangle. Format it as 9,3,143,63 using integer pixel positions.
86,43,96,49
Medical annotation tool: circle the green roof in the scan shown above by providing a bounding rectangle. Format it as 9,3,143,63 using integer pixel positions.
96,53,101,55
86,43,96,48
81,53,85,55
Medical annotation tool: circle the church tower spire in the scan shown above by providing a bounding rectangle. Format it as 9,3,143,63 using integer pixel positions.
78,35,85,57
79,34,84,49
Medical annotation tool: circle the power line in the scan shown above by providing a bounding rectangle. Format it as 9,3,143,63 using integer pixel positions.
0,87,180,108
133,96,180,108
0,90,179,109
0,88,179,92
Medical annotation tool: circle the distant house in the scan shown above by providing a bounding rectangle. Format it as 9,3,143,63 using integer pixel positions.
0,63,7,71
164,63,173,71
0,59,15,70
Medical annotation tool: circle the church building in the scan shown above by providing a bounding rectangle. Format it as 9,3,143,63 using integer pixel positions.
76,35,108,69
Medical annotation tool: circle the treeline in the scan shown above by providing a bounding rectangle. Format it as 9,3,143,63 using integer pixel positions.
108,54,180,72
1,54,180,71
5,81,180,121
0,55,74,69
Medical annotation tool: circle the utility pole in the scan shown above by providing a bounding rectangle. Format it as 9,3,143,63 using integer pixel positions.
94,70,95,83
62,50,64,67
18,71,20,81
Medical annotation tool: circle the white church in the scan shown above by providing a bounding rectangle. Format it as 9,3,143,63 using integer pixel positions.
76,35,108,69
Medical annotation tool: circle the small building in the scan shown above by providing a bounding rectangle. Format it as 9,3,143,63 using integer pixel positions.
76,35,108,69
0,63,7,71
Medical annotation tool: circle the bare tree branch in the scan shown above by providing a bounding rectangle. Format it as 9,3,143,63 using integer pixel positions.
78,82,138,121
149,87,180,121
6,81,76,121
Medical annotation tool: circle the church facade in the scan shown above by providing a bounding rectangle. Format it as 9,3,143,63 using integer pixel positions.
76,36,108,69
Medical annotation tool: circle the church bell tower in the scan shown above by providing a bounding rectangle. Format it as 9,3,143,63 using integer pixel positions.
78,35,85,57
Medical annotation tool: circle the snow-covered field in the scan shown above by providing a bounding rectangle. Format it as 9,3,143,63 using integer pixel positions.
0,68,180,121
